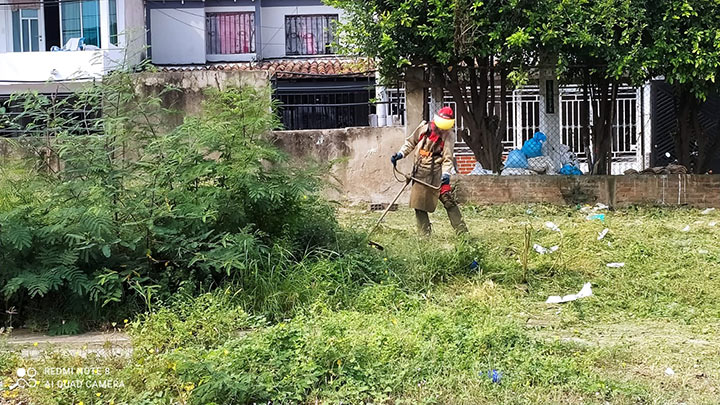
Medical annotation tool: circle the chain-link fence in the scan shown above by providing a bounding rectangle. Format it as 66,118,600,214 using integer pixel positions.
431,84,652,176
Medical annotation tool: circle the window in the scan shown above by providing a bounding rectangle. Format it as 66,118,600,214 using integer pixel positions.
285,15,338,56
109,0,118,46
206,12,255,55
61,0,101,47
12,9,40,52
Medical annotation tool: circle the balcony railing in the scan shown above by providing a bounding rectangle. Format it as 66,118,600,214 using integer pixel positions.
0,49,126,90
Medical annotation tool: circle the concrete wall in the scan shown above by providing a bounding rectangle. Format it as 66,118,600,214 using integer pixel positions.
271,126,410,203
123,0,147,65
271,125,720,208
0,9,11,53
135,69,270,129
453,174,720,208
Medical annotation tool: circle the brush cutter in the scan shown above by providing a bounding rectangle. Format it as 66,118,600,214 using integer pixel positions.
367,166,440,250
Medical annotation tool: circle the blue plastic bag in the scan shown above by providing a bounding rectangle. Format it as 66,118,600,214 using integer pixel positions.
505,149,528,169
559,164,583,175
522,132,547,158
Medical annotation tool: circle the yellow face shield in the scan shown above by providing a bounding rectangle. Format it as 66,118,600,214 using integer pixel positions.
433,114,455,130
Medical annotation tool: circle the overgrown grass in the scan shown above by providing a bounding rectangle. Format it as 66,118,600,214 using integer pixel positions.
3,204,720,404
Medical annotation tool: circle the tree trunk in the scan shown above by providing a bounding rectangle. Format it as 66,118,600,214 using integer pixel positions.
591,80,618,175
443,63,505,172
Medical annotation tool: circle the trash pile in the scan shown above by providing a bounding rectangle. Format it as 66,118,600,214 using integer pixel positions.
501,132,583,176
623,163,688,175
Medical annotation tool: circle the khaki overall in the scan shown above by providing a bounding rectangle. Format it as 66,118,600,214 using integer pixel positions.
400,122,468,236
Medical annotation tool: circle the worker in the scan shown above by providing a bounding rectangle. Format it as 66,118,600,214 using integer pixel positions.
390,107,468,236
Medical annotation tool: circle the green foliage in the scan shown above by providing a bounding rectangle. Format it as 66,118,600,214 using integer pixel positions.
7,206,720,404
48,319,82,336
126,290,646,404
646,0,720,100
0,74,335,328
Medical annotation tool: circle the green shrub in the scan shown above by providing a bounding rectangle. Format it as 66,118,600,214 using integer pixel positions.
0,77,337,327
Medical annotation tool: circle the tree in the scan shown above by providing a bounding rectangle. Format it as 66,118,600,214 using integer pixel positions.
330,0,652,173
646,0,720,172
539,0,648,174
329,0,536,171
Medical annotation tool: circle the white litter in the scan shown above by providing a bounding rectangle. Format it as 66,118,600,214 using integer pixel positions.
681,225,691,232
698,249,709,254
701,208,715,215
545,222,561,232
545,282,593,304
598,228,609,240
534,244,559,255
498,218,506,223
469,162,494,175
594,203,609,211
665,367,675,376
606,262,625,268
709,221,717,227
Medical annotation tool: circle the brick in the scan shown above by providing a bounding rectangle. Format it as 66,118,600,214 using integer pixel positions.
455,174,720,208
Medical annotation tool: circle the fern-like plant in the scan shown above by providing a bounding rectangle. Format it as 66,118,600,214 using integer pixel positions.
0,67,335,330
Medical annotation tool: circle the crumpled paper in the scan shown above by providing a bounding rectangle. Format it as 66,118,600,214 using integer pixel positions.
533,244,559,255
545,283,593,304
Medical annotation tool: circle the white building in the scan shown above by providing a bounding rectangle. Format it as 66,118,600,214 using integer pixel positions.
0,0,145,95
147,0,344,65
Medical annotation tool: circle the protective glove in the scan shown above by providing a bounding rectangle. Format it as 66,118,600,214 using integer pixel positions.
390,152,403,166
441,173,450,185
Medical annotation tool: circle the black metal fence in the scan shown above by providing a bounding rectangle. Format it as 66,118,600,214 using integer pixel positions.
0,94,101,137
274,78,374,130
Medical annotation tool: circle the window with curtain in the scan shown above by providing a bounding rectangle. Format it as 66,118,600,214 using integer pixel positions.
206,12,255,55
285,15,338,56
61,0,101,47
12,9,40,52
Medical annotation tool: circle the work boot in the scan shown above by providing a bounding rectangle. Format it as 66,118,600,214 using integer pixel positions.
415,209,432,236
440,192,469,234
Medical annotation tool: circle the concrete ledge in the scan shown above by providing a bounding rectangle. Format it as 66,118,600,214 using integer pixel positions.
453,174,720,208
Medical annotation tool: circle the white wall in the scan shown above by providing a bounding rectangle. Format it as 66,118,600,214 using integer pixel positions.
150,8,205,65
260,5,344,59
123,0,146,65
0,9,12,53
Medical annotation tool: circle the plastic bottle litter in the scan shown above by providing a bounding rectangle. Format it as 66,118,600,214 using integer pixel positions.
606,262,625,268
598,228,609,240
545,222,561,232
486,369,503,384
545,282,592,304
586,214,605,222
701,208,715,215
